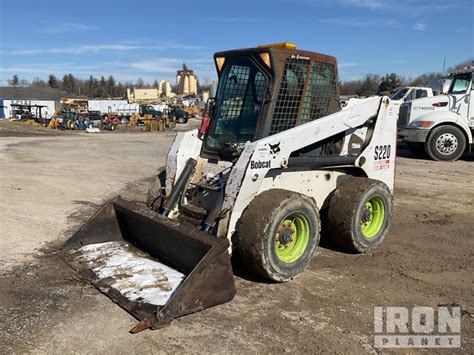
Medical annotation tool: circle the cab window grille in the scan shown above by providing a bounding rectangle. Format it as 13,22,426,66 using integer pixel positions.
300,61,337,124
269,58,309,135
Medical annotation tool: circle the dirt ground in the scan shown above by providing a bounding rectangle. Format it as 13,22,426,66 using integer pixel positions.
0,121,472,354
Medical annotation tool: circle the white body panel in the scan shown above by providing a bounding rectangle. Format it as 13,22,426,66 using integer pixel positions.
221,96,396,242
165,96,397,250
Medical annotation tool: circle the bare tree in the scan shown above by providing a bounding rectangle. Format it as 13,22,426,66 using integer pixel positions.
8,75,19,86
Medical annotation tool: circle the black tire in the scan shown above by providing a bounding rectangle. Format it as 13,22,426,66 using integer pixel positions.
146,167,166,211
425,125,466,161
406,142,426,156
177,117,185,124
237,189,320,282
327,177,393,253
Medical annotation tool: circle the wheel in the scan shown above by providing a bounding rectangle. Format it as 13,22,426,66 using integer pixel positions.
146,167,166,211
109,123,117,131
177,117,185,124
237,189,320,282
67,120,75,130
327,177,392,253
406,142,425,156
425,125,466,161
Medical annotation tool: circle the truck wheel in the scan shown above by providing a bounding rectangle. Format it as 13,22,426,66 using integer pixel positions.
177,117,185,124
146,167,166,211
237,189,320,282
327,177,392,253
425,125,466,161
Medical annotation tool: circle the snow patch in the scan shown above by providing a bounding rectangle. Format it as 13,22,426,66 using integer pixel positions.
74,241,185,306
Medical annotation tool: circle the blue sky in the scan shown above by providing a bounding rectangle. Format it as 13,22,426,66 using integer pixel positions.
0,0,473,85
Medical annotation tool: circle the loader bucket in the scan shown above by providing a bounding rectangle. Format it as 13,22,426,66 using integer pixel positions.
61,197,236,333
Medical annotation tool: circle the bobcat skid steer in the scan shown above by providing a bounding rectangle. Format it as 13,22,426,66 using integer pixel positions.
61,43,398,333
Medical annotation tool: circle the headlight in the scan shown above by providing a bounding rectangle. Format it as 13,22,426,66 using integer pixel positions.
409,120,434,128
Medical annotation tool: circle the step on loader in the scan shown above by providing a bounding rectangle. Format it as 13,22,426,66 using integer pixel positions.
61,43,398,333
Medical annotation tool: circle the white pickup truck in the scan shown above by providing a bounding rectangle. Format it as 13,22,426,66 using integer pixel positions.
398,67,473,161
342,86,433,110
390,86,434,103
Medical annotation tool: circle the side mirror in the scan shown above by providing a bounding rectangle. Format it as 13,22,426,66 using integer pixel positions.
208,98,216,119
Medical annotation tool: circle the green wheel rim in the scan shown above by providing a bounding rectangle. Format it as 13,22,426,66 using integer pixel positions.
275,213,310,263
360,196,385,239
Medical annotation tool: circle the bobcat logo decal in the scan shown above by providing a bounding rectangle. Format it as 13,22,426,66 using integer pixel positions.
268,142,281,154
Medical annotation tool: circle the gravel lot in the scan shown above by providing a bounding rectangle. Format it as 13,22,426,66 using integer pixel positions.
1,121,472,353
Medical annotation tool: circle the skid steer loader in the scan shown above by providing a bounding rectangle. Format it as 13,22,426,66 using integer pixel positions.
62,43,398,333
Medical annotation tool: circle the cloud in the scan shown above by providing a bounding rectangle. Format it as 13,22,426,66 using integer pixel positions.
0,62,113,74
11,42,206,55
339,62,359,68
308,0,465,14
12,44,142,55
41,23,98,34
414,23,426,31
125,57,212,73
319,17,400,27
0,55,215,83
332,0,385,9
126,59,184,73
200,17,274,23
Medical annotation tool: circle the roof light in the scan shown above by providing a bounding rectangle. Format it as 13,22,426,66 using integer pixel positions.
259,53,271,68
258,42,296,49
215,57,225,72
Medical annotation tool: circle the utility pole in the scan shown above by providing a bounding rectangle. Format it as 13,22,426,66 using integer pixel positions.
442,57,446,75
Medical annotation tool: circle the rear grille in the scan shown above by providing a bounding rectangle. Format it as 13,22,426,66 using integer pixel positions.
398,104,410,127
269,57,309,135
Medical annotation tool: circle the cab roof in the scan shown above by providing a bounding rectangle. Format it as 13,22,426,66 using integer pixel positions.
214,45,337,66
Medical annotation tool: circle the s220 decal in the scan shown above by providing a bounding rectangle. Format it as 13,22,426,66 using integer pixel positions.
374,145,392,160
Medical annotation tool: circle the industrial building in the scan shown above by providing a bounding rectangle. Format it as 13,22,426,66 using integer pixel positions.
176,63,198,95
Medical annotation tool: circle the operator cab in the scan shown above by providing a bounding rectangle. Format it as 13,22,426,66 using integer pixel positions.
202,43,340,160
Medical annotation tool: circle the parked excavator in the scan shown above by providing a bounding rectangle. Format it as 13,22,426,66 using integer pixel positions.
61,43,397,333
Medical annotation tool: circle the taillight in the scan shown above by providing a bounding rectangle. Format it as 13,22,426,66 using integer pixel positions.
432,102,448,107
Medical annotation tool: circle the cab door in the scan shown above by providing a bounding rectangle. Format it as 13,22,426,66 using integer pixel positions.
448,72,472,121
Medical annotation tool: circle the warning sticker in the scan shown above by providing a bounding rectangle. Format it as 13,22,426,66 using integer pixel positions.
374,159,391,170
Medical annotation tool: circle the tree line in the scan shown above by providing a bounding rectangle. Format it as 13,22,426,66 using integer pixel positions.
340,72,443,97
5,58,472,98
5,74,173,98
340,58,473,97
